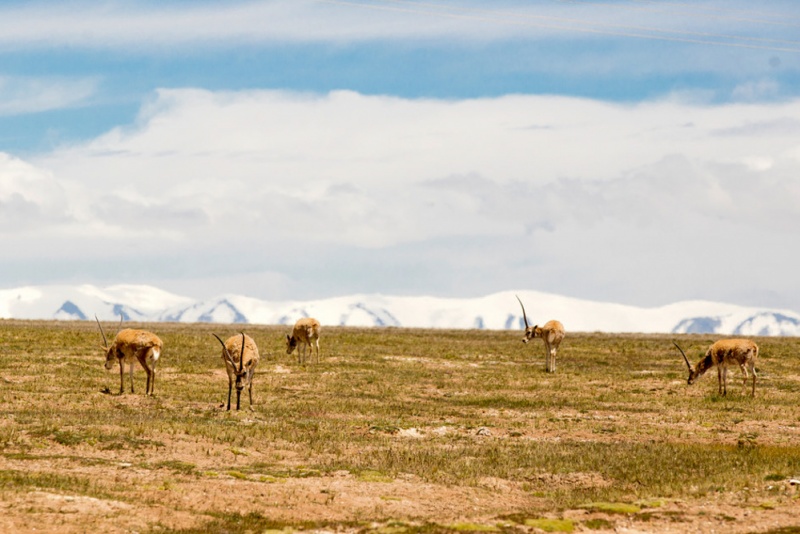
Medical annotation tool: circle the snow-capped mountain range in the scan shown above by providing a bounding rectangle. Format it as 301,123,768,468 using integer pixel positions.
0,284,798,336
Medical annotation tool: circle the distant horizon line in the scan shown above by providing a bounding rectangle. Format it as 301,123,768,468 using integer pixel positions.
1,282,796,315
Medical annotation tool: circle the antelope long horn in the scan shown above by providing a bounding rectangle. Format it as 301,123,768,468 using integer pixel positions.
673,341,692,372
95,315,108,348
213,334,235,366
239,333,246,374
515,295,530,329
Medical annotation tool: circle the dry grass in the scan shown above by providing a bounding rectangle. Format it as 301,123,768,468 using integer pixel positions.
1,320,799,533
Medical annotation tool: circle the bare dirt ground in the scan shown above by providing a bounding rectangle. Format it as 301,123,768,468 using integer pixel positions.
2,394,799,534
0,451,798,534
2,325,800,533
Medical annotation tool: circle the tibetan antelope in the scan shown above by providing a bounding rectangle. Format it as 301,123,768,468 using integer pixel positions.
673,339,759,397
213,332,260,411
286,317,321,365
516,295,565,373
96,315,162,396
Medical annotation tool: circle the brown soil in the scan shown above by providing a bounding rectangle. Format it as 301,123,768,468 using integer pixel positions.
2,326,800,533
1,418,799,533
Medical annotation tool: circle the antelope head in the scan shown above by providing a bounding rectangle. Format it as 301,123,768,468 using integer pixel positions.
285,334,298,355
96,314,122,370
516,295,539,343
673,341,700,385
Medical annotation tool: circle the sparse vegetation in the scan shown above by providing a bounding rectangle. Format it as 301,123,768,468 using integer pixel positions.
1,320,800,533
524,518,574,532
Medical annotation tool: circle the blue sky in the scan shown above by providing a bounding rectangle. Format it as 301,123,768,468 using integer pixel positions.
2,0,800,311
4,0,798,151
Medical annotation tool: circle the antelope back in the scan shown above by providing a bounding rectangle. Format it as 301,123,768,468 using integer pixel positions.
292,318,321,343
223,333,260,370
709,339,758,366
542,320,565,336
114,329,163,350
104,328,162,369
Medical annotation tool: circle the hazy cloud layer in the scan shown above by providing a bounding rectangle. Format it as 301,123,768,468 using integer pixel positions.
1,1,797,47
0,89,795,308
0,76,98,116
0,153,72,231
0,1,598,47
0,0,796,75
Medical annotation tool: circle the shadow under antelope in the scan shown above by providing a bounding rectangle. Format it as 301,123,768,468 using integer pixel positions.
673,339,759,397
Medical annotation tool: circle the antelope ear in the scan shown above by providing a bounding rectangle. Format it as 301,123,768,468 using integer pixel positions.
286,334,291,341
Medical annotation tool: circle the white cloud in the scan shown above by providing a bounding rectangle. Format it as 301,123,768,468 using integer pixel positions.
0,153,71,232
2,89,796,307
0,76,98,116
742,157,773,172
0,0,795,56
731,79,781,102
0,1,530,48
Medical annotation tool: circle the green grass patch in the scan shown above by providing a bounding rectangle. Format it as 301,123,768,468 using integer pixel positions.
523,518,574,532
2,322,800,532
0,469,95,495
580,502,641,514
158,512,336,534
446,523,500,532
357,469,394,482
582,518,615,530
153,460,197,475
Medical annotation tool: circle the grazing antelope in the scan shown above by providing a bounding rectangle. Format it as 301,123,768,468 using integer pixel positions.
286,317,321,365
96,315,163,396
673,339,759,397
213,332,260,411
516,295,565,373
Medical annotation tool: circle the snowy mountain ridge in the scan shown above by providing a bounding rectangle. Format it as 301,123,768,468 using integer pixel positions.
1,284,799,336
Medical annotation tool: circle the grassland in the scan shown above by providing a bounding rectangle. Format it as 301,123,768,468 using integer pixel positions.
1,320,799,533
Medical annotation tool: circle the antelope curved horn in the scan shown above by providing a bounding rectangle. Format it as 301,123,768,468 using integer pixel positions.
515,295,530,329
673,341,692,372
239,332,246,374
213,334,235,366
95,314,108,348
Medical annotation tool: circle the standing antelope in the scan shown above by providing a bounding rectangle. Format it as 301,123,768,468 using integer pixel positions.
213,332,260,411
96,315,163,396
286,317,321,365
516,295,565,373
673,339,759,397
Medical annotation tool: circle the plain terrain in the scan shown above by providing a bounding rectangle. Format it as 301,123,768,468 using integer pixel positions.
1,320,799,533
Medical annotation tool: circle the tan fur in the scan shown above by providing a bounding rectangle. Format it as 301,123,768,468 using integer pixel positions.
102,328,163,396
682,339,759,397
286,317,321,365
523,320,566,373
216,333,260,411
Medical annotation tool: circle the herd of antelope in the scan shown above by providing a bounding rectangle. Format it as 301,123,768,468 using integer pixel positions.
95,314,323,410
94,295,762,409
